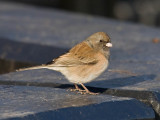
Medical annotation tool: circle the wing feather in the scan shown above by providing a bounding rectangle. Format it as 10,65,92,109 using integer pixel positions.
48,42,98,67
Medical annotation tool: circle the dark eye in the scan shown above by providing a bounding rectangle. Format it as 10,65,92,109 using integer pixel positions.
99,40,103,42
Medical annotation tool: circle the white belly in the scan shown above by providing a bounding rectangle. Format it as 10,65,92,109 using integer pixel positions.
58,60,108,84
47,54,109,84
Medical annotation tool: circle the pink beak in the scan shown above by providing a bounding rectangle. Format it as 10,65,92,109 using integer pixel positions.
106,43,112,47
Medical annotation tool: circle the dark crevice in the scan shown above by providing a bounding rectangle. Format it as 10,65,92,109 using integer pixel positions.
0,37,69,64
0,58,37,75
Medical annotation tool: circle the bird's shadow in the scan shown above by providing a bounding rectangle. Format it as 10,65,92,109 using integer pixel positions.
85,74,156,93
90,74,156,87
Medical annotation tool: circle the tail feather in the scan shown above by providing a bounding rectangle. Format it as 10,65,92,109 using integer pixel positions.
16,65,47,72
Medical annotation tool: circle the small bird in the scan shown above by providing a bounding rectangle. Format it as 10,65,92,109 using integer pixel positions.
18,32,112,95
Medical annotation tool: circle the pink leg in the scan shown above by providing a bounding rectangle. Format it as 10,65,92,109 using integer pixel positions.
69,84,85,92
80,83,99,95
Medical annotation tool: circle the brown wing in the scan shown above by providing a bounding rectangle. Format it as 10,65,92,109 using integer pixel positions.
48,42,98,67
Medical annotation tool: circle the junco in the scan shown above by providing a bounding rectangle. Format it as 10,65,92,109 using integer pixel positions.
18,32,112,95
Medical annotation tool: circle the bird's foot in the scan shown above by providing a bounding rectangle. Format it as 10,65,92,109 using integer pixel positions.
69,88,86,92
79,83,99,95
69,88,99,95
68,83,99,95
78,90,99,95
68,84,86,92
